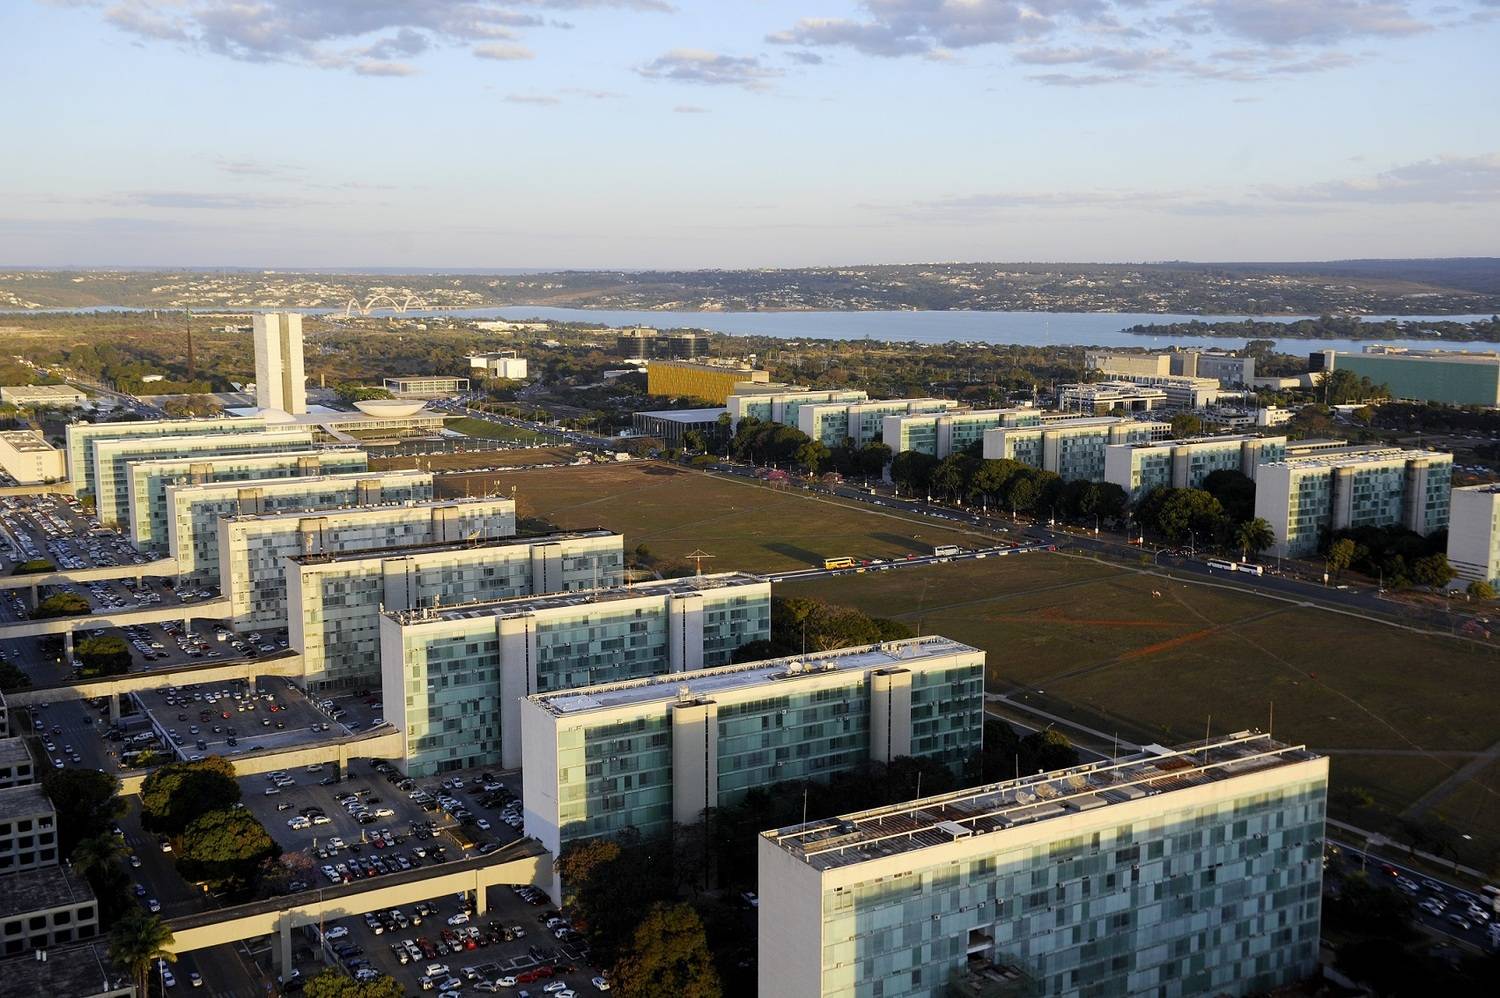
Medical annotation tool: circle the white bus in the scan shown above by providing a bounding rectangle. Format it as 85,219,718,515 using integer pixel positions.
931,544,961,558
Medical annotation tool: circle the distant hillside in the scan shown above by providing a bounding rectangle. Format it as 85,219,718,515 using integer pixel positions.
2,259,1497,314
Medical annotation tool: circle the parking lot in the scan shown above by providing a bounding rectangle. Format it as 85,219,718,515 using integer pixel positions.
296,884,607,996
130,675,336,762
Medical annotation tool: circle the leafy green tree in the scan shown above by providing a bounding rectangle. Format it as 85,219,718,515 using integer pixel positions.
334,383,394,403
970,720,1080,783
557,838,623,909
854,441,891,477
69,831,127,881
680,429,707,453
76,634,132,677
304,968,405,998
930,454,976,499
889,450,939,492
757,596,913,656
140,757,241,835
1154,489,1225,546
176,807,280,891
1169,412,1202,437
1233,518,1275,561
69,832,132,925
1410,552,1456,590
109,910,175,998
969,459,1026,506
33,591,91,618
44,768,124,854
1200,468,1256,524
1466,579,1496,600
0,659,30,691
794,439,830,475
610,903,722,998
1326,537,1357,577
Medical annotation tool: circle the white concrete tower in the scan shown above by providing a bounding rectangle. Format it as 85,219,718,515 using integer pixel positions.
253,312,308,416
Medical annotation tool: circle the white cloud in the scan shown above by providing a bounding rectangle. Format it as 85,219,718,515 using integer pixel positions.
637,49,781,90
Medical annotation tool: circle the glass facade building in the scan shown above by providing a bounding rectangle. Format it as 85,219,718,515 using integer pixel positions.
760,733,1327,998
91,428,314,527
522,637,985,855
168,468,432,585
287,529,624,692
1103,436,1286,502
984,418,1170,485
798,399,959,448
1254,447,1452,557
885,410,1043,459
1321,349,1500,407
64,415,268,497
380,573,771,776
127,448,368,550
218,495,513,629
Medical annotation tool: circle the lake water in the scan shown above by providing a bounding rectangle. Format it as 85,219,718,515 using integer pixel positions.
9,304,1498,354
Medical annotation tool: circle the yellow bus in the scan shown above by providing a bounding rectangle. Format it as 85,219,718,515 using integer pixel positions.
823,556,857,570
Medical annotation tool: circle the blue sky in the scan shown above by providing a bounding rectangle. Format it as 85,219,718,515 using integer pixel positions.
3,1,1497,268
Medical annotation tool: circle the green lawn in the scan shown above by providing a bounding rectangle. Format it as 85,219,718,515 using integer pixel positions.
483,463,996,574
446,416,550,444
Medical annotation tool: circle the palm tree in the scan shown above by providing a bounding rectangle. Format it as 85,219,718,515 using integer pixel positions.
1234,518,1275,562
109,910,175,997
69,832,127,881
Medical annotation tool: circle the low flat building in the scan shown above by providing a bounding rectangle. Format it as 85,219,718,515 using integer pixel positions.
983,417,1169,483
884,409,1042,459
65,415,266,498
521,636,985,855
380,573,771,774
0,941,131,996
759,732,1327,998
727,388,868,430
287,529,625,692
466,353,529,380
799,398,958,448
127,448,368,551
1447,484,1500,588
630,408,727,448
1255,446,1453,557
0,738,33,788
0,430,65,484
383,375,470,399
1089,373,1222,409
1086,350,1256,388
1314,348,1500,407
0,385,86,408
0,784,58,872
0,866,100,958
1055,381,1167,414
219,495,515,629
649,360,771,404
1104,434,1287,501
92,428,314,528
167,468,431,585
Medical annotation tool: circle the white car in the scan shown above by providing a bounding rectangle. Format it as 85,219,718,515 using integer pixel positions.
446,912,470,926
592,977,611,992
323,925,349,940
543,983,569,994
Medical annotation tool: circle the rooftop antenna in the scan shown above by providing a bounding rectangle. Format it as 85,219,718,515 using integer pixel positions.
1268,700,1274,739
685,548,715,577
802,786,808,828
1203,715,1211,766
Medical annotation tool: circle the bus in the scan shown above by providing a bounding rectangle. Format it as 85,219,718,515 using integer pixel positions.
1233,562,1264,577
1206,559,1235,572
931,544,961,558
823,557,857,570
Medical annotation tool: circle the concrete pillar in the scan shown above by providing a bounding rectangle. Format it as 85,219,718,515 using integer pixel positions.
669,699,719,825
869,668,913,763
27,584,38,609
1170,446,1191,490
498,615,540,770
335,745,347,779
247,674,258,693
1041,430,1061,474
63,631,74,661
473,873,487,916
108,693,121,723
276,921,294,980
182,617,192,634
667,594,705,673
